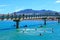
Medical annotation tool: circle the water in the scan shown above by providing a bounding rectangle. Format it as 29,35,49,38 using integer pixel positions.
0,20,60,40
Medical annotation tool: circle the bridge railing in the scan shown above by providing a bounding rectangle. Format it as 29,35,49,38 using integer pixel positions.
0,14,60,19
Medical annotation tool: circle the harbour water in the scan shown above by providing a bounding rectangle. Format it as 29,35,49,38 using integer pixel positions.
0,20,60,40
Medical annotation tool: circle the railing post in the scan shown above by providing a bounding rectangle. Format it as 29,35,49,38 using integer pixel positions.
1,14,4,20
26,15,27,19
11,14,13,19
7,13,9,19
23,14,24,19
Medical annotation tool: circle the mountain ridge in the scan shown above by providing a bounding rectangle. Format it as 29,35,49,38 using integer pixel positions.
13,9,60,15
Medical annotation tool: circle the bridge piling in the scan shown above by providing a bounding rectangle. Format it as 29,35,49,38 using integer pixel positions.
44,18,46,25
13,20,20,29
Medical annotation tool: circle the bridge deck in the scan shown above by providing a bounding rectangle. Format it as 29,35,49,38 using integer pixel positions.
0,14,60,29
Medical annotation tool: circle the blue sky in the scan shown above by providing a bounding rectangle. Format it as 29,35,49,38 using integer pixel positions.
0,0,60,14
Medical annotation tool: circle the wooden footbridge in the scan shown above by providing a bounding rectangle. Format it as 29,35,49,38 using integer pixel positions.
0,14,60,29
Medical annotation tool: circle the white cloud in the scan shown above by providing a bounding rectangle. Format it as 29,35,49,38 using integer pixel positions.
14,9,23,12
56,0,60,3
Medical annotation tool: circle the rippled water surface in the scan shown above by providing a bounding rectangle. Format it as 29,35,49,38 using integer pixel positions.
0,20,60,40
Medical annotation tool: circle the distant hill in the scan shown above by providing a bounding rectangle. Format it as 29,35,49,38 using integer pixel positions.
13,9,60,15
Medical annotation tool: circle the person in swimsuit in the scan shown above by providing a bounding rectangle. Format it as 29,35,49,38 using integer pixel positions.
52,28,54,33
24,25,28,31
40,25,43,28
39,33,43,36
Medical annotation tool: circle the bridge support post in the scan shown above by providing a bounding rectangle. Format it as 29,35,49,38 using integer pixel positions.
44,18,46,25
58,18,60,23
13,20,20,29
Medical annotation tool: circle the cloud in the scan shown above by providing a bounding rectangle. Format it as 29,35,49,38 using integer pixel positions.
56,0,60,3
0,5,8,7
14,9,23,12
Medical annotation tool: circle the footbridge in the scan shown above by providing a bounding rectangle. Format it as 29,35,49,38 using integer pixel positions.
0,14,60,29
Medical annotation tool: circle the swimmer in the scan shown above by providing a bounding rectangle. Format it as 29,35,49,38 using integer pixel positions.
39,33,43,36
52,28,54,33
35,28,37,31
25,28,26,31
23,30,25,33
40,25,43,28
24,25,28,31
13,24,16,26
52,30,54,33
24,25,27,28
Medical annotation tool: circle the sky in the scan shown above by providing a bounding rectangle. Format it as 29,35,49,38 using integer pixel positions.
0,0,60,14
